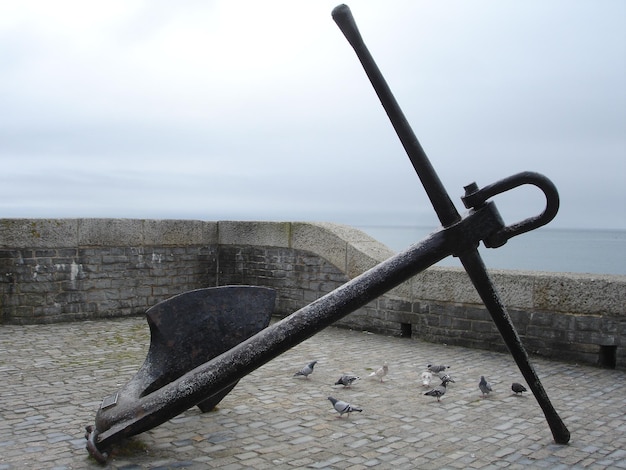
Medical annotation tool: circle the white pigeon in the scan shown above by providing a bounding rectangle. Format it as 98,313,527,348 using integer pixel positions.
327,396,363,418
420,371,433,387
335,374,360,388
369,362,388,382
294,360,317,379
479,376,493,397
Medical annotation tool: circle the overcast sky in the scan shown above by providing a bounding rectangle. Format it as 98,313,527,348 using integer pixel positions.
1,1,625,234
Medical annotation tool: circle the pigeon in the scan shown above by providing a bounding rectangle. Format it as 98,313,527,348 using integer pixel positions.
512,382,527,395
424,376,453,402
294,361,317,379
479,376,493,397
420,371,432,387
369,362,388,382
328,396,363,418
439,373,455,384
335,374,360,388
427,364,450,374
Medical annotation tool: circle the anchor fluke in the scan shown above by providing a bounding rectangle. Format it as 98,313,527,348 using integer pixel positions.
86,285,276,462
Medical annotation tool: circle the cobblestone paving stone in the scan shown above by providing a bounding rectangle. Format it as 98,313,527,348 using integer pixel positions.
1,316,625,469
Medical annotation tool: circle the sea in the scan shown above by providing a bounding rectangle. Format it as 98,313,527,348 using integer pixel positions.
356,226,626,276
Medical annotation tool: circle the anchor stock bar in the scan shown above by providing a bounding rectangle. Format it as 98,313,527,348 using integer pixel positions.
331,6,459,227
332,4,569,443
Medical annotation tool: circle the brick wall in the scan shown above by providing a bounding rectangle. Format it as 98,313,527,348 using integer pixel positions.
0,245,216,323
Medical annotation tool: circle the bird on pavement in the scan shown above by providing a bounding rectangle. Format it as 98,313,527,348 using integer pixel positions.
335,374,360,388
512,382,527,395
420,371,432,387
439,373,455,384
294,361,317,379
479,376,493,397
369,362,388,382
424,376,453,402
427,364,450,374
328,396,363,418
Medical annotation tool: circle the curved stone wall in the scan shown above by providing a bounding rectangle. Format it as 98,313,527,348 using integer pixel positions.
1,218,624,369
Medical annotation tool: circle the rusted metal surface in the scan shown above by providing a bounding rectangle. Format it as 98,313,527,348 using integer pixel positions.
85,4,569,462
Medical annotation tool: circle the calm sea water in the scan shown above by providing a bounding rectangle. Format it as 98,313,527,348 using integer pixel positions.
356,225,626,275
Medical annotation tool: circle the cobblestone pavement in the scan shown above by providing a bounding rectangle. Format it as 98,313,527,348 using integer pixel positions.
1,316,625,469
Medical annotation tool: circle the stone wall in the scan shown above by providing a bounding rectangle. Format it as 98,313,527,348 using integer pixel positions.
0,219,218,323
1,218,624,369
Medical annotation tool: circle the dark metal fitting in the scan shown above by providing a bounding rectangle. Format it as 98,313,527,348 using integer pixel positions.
85,426,108,464
445,201,505,257
461,172,560,248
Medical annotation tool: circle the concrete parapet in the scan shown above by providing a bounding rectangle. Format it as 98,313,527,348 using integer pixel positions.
218,221,291,248
407,267,625,317
1,218,624,369
0,218,218,248
0,218,79,248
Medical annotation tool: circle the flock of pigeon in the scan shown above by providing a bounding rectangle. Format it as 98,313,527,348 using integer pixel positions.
419,365,528,403
293,360,528,418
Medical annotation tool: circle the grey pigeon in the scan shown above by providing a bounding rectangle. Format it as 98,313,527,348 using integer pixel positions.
424,376,453,402
294,360,317,379
335,374,360,388
439,373,455,384
479,376,493,397
427,364,449,374
328,396,363,418
512,382,527,395
369,362,388,382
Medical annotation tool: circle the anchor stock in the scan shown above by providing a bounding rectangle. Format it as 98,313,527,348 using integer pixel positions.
332,4,569,444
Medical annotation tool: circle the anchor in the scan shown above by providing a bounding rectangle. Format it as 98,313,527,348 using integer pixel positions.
85,4,570,463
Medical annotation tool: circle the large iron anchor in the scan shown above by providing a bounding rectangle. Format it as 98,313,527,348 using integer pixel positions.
85,4,569,463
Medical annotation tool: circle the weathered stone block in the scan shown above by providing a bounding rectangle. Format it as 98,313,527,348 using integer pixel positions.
219,221,291,248
471,320,497,333
0,219,78,249
144,219,216,246
417,268,471,301
78,219,144,246
450,317,471,331
533,273,625,316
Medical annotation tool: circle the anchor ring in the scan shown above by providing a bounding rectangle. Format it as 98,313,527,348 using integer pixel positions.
461,171,560,248
85,425,109,464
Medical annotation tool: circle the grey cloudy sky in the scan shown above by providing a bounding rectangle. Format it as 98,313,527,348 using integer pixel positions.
1,0,625,233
